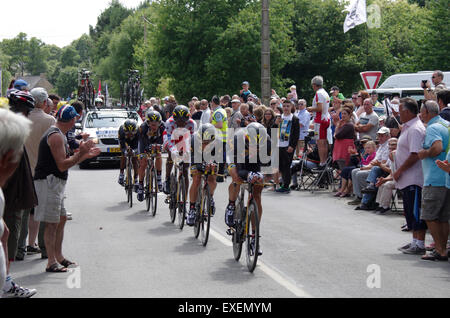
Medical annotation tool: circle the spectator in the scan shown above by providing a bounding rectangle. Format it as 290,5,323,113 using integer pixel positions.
307,75,331,169
351,92,360,120
0,108,33,296
221,95,231,109
16,88,56,261
385,115,401,138
395,98,427,255
13,79,29,92
262,107,279,139
374,137,398,214
423,70,447,101
239,103,256,127
355,91,370,117
191,101,203,121
200,99,211,125
240,81,252,103
339,140,376,198
330,86,345,102
2,91,37,298
417,100,449,261
48,94,61,117
275,100,300,193
253,105,266,123
436,89,450,121
34,105,100,273
332,106,356,169
296,99,311,158
269,98,279,112
355,98,379,141
290,85,298,101
370,91,384,116
229,99,243,129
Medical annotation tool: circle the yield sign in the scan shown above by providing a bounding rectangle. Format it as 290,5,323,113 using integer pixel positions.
360,71,383,90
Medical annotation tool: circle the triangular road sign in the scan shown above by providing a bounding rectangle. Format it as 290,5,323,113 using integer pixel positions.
360,71,383,90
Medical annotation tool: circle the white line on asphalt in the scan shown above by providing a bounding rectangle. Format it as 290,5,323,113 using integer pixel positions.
209,228,312,298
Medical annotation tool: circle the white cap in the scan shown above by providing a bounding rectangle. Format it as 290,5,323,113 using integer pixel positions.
30,87,48,104
377,127,390,135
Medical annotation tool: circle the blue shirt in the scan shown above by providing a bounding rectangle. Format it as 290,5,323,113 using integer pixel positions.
422,116,449,187
446,151,450,189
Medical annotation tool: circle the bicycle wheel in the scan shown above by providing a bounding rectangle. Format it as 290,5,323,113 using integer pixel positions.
232,189,245,261
145,165,151,212
151,167,158,217
169,172,177,223
246,199,260,273
200,185,212,247
127,159,133,208
193,182,202,239
177,175,187,230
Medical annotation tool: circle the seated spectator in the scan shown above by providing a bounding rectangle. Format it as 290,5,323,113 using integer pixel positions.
332,106,355,169
337,139,376,198
374,138,398,214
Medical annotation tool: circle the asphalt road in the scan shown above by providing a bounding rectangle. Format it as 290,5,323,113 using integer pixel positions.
10,164,450,298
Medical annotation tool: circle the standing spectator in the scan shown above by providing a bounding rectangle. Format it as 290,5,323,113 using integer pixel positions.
200,99,211,125
355,98,379,141
12,79,29,92
332,106,356,169
417,100,449,261
229,99,243,129
436,89,450,122
355,91,370,117
290,85,298,101
262,108,279,138
296,99,311,158
253,105,266,123
17,88,56,260
191,101,203,121
239,103,256,127
307,75,331,169
370,91,384,116
0,109,33,296
221,95,231,109
48,94,61,117
240,81,252,103
2,91,37,298
423,70,447,101
34,105,100,273
395,98,427,255
275,100,300,193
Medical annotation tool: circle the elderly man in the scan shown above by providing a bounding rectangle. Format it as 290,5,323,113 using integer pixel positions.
2,91,37,298
418,100,450,261
34,105,100,273
395,98,427,255
200,99,211,125
423,70,447,101
229,98,243,129
355,98,379,141
307,75,331,169
15,88,56,260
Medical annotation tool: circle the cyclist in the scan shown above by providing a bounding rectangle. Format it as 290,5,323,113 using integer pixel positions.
225,123,270,255
163,105,196,196
136,110,165,202
186,123,219,226
94,97,103,109
118,119,140,190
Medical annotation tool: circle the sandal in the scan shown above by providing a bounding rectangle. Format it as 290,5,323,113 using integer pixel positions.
421,250,448,261
46,263,68,273
59,259,77,268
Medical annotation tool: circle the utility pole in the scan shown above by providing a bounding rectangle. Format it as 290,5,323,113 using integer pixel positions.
261,0,271,106
142,16,149,80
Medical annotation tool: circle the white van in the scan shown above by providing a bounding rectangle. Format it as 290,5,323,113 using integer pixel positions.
367,71,450,101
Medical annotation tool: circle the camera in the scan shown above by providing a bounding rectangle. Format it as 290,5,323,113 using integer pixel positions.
421,80,428,89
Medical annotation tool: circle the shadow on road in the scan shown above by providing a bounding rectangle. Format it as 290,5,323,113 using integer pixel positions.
209,258,255,285
105,202,130,213
125,211,155,222
148,222,183,237
172,236,208,255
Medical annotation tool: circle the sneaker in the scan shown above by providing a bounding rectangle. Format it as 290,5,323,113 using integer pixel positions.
118,174,124,186
355,204,371,211
225,204,236,227
361,186,377,194
137,184,144,202
398,243,412,252
26,245,41,255
186,207,196,226
290,184,299,191
276,186,291,194
402,245,426,255
348,197,362,205
66,212,73,220
2,282,37,298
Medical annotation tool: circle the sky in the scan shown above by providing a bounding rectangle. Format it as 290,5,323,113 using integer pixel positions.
0,0,144,48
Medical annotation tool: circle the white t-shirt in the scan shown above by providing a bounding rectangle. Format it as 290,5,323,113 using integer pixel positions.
278,114,294,148
312,88,330,122
200,108,211,124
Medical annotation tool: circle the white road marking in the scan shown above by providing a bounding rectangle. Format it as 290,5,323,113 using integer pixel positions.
210,228,312,298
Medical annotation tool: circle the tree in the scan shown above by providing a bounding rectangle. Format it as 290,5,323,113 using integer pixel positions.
27,37,48,75
0,32,29,76
56,66,78,99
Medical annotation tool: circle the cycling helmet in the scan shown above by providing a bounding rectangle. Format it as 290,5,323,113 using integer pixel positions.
197,123,216,142
123,119,137,133
146,110,162,123
172,105,190,122
8,90,35,111
95,97,103,104
246,122,267,144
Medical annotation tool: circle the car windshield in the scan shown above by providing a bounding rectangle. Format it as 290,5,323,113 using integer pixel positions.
85,113,127,129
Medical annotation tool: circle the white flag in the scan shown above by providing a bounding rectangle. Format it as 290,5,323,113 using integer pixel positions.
343,0,367,33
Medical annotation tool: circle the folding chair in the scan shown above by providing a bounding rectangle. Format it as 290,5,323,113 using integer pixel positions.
309,155,337,193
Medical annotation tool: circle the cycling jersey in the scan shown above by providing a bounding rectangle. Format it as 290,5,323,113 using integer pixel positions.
163,116,196,153
138,122,165,154
189,137,220,172
118,126,139,152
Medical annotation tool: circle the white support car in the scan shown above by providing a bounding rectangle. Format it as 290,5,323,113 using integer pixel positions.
75,109,143,168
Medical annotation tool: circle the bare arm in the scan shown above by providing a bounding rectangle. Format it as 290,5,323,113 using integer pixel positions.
418,140,443,160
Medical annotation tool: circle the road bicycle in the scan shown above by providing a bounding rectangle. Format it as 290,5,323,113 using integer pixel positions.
78,69,94,108
143,145,162,216
124,148,135,208
166,156,188,229
193,164,220,247
231,181,264,273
